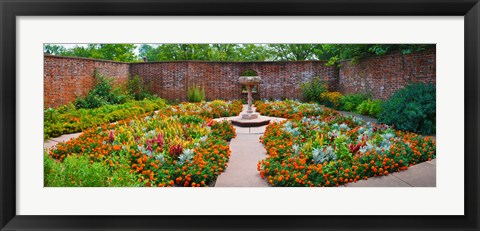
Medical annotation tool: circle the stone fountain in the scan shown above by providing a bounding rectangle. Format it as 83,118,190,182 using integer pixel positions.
230,76,271,127
239,76,261,119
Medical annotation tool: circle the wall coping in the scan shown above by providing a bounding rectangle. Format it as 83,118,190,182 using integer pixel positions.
339,47,436,64
44,54,130,64
44,54,329,64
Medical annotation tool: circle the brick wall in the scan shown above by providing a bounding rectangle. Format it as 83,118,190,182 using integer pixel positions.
44,55,129,108
129,61,336,102
44,47,435,108
339,48,436,99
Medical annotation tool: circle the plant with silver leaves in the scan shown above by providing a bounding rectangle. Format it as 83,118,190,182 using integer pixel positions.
177,148,195,165
292,144,301,156
312,146,336,164
339,123,350,131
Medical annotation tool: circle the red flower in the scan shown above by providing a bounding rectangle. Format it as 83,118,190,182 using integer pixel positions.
169,144,183,158
108,130,115,143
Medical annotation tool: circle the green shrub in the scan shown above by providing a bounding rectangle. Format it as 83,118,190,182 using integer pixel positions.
75,70,131,109
187,84,205,102
320,91,343,109
356,99,383,118
340,94,368,111
44,152,142,187
378,83,436,135
301,77,327,103
127,75,153,100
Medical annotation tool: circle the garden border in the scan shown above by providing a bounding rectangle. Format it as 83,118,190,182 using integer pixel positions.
1,0,479,230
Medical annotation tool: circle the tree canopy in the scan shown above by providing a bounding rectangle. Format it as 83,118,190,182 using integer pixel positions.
44,44,137,62
44,43,434,64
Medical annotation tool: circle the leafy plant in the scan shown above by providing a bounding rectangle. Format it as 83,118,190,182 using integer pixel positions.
356,99,383,118
340,94,368,111
210,120,236,141
378,83,436,135
320,91,343,109
240,69,258,76
127,75,153,100
301,77,328,103
44,152,142,187
75,70,130,109
187,84,205,103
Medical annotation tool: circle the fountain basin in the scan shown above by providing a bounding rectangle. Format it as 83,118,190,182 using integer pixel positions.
238,76,261,85
230,116,271,127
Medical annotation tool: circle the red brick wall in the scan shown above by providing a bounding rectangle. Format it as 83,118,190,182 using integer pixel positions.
339,48,436,99
44,48,435,108
129,61,337,102
44,55,129,108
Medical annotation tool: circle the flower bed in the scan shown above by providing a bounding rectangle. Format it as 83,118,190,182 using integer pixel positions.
44,98,168,139
254,99,336,119
257,102,436,187
164,100,243,118
45,112,236,187
45,99,243,140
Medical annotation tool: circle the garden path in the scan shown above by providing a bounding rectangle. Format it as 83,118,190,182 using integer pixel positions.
214,105,284,187
44,132,83,150
345,159,436,187
214,132,270,187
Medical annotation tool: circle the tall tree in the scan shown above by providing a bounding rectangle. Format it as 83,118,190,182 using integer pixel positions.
267,44,319,61
44,44,67,55
43,44,138,62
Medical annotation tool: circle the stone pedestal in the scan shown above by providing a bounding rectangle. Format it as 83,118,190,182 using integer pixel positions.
235,76,266,127
241,112,259,120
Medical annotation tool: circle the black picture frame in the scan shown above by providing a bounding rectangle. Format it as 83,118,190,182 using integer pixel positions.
1,0,479,230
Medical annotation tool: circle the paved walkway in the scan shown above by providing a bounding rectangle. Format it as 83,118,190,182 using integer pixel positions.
214,105,283,187
214,133,270,187
44,132,82,150
336,110,378,124
345,159,436,187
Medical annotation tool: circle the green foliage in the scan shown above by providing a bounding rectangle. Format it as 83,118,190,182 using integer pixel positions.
319,91,343,109
44,98,168,139
139,44,272,62
44,44,138,62
356,99,383,118
44,43,434,63
187,84,205,102
266,44,320,60
75,70,130,109
339,94,369,111
44,153,142,187
240,69,258,76
321,44,435,66
210,120,237,141
301,77,327,103
378,83,436,135
334,135,353,162
127,75,153,100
